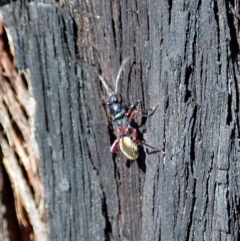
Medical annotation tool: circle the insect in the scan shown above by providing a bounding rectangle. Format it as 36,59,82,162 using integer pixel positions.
98,57,162,160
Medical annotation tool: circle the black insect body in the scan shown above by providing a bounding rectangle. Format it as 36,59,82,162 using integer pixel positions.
108,93,132,134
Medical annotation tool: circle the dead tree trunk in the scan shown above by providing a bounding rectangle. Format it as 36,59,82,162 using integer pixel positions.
0,0,240,241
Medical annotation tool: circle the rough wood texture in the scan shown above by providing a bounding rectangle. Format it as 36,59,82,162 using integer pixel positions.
1,0,240,241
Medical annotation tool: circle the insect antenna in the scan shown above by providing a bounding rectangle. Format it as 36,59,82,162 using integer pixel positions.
115,56,131,93
98,56,131,96
98,74,113,96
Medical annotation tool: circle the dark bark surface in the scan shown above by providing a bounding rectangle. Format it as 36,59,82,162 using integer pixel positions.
1,0,240,241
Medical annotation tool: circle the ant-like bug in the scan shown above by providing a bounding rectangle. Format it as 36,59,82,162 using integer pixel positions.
98,57,163,160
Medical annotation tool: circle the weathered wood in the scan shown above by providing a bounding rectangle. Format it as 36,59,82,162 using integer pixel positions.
142,1,240,240
1,0,240,241
0,12,48,241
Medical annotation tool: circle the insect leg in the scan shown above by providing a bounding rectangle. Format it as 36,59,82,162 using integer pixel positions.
125,101,140,122
140,141,165,154
110,139,120,153
137,100,159,117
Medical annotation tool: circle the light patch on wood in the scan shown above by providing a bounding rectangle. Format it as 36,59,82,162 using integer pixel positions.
0,17,49,241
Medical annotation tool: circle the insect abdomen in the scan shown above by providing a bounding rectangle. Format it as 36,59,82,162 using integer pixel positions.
119,136,139,160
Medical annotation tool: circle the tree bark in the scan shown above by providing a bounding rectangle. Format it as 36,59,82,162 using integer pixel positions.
1,0,240,241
